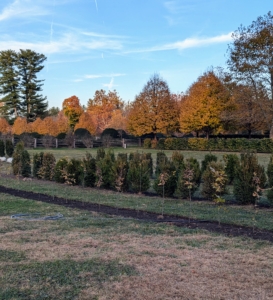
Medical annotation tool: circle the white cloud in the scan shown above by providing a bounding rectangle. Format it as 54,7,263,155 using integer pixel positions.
0,32,123,54
125,32,233,53
0,0,48,21
161,32,233,50
81,31,127,39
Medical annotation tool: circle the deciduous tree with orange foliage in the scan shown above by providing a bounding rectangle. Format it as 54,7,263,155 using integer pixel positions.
74,112,96,135
55,111,69,136
12,117,29,135
87,89,124,134
62,96,83,130
127,74,179,138
38,117,58,136
180,71,230,138
29,117,43,134
0,118,11,134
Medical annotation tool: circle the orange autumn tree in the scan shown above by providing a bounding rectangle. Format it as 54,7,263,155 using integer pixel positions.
0,118,11,134
29,117,43,134
12,117,29,135
37,117,58,136
74,112,96,135
127,74,179,138
180,71,230,138
87,89,124,134
107,109,128,132
55,111,69,136
62,96,83,130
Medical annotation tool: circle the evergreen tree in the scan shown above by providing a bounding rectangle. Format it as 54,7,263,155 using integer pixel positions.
18,49,48,122
0,50,21,121
0,49,47,122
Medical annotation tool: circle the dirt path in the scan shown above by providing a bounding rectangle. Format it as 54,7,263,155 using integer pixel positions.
0,184,272,242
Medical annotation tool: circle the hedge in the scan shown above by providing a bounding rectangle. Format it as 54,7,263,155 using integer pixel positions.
152,138,273,153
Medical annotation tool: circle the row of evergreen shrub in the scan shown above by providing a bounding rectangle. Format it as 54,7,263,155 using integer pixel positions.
144,137,273,153
11,144,273,206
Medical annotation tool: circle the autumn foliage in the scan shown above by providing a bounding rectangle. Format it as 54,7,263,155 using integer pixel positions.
180,71,229,138
12,117,29,135
127,74,179,138
74,112,96,135
62,95,83,129
87,89,124,134
0,118,11,134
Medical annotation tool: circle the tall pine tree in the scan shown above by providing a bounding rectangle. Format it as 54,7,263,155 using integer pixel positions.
0,50,21,121
18,49,47,122
0,49,48,122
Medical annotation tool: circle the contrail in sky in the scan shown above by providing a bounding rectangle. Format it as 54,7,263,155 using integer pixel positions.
94,0,98,12
47,0,56,72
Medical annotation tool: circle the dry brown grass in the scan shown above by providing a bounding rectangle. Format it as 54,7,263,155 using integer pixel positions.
1,212,273,300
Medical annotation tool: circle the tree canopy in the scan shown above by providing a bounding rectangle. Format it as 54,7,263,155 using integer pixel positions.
127,74,179,138
62,95,83,130
227,11,273,137
180,71,229,138
87,89,124,134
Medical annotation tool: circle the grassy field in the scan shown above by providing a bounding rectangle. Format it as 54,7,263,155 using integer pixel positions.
0,175,272,231
1,194,273,299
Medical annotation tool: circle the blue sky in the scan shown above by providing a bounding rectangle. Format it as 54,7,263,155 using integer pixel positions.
0,0,272,109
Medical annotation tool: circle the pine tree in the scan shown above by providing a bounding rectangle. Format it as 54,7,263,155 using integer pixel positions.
0,50,21,121
0,49,48,122
17,49,47,122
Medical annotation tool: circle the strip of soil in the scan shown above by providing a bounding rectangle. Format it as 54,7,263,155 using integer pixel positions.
0,185,272,243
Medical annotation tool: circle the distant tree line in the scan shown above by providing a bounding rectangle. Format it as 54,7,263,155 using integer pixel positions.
1,11,273,139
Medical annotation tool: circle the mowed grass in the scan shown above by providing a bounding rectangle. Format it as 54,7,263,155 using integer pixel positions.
0,175,272,231
0,194,273,299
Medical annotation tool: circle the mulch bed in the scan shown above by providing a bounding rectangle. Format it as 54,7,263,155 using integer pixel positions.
0,184,272,243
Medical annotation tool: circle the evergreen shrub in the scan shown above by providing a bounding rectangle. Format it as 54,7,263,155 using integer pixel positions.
33,152,44,178
112,155,129,192
95,149,115,189
266,155,273,204
127,152,150,193
223,154,240,184
234,152,266,204
5,140,14,157
82,153,96,187
176,157,201,199
154,155,176,197
12,142,31,177
201,161,227,200
143,138,151,149
0,140,5,156
54,158,69,183
37,153,56,180
201,154,217,174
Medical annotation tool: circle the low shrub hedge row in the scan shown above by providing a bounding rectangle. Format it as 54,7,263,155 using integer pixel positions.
144,137,273,153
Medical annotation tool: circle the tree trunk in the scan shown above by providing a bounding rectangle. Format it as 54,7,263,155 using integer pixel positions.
248,129,251,139
270,122,273,139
